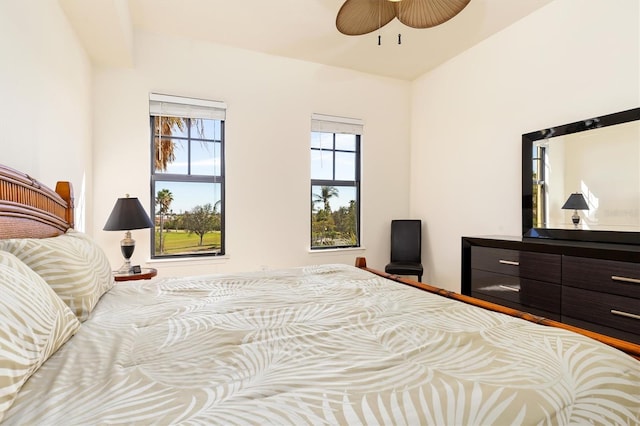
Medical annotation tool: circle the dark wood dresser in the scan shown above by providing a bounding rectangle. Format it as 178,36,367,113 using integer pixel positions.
461,236,640,344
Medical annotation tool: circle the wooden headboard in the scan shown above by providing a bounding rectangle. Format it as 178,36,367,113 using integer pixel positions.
0,164,74,239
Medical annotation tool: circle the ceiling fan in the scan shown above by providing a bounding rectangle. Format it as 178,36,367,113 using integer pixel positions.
336,0,471,36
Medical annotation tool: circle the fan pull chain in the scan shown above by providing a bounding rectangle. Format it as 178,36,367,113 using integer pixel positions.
377,0,382,45
378,34,404,46
397,0,401,45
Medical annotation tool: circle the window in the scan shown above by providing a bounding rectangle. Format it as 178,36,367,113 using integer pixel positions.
149,94,226,258
310,114,362,249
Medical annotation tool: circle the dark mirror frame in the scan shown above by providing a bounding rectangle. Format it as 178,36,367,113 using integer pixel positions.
522,107,640,245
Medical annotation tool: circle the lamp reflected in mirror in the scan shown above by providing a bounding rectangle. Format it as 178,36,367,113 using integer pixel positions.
561,193,589,228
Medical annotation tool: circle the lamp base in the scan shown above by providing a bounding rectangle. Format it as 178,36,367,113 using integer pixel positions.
571,210,580,228
119,231,135,274
116,259,133,274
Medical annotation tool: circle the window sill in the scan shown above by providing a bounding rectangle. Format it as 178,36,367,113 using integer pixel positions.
307,246,366,254
145,255,229,266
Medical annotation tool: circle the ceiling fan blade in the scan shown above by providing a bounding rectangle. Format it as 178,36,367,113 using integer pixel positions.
336,0,396,36
396,0,471,29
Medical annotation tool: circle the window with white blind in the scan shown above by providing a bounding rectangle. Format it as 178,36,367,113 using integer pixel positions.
310,113,362,249
149,93,226,258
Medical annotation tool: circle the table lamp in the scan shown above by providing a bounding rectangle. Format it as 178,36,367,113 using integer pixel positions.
103,194,153,273
561,193,589,228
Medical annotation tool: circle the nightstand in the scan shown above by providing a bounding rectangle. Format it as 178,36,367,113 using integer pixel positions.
114,267,157,282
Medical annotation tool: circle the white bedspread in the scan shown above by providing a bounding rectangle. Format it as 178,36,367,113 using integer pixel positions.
5,264,639,424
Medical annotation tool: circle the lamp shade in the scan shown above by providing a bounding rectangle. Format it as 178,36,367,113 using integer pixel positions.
103,196,154,231
561,193,589,211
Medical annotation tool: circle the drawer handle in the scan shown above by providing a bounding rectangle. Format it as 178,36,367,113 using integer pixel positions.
611,275,640,285
610,309,640,321
498,285,520,292
499,260,519,266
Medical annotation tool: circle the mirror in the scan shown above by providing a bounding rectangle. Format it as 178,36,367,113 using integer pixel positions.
522,107,640,245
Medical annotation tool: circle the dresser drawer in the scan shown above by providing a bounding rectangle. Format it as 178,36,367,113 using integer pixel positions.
471,247,560,283
520,251,561,283
563,256,640,299
560,316,640,345
562,286,640,339
471,270,561,314
471,247,520,276
470,291,561,321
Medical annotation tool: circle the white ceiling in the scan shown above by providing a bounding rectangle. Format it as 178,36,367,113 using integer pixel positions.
60,0,553,81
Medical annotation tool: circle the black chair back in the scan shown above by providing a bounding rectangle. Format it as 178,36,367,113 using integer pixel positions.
390,220,421,263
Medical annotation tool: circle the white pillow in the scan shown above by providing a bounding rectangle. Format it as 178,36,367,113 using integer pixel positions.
0,250,80,422
0,230,114,321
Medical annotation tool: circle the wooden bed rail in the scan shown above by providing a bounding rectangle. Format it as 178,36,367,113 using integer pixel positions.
355,257,640,361
0,164,73,238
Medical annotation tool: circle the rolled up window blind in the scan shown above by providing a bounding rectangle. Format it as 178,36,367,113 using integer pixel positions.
149,93,226,120
311,113,363,134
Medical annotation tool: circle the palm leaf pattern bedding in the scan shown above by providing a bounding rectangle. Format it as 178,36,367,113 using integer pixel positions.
5,264,639,424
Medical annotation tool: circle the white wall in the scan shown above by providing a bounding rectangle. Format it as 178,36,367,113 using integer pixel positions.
410,0,640,291
0,0,92,230
92,31,411,277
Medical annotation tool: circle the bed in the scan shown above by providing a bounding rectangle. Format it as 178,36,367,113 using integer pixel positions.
0,163,639,425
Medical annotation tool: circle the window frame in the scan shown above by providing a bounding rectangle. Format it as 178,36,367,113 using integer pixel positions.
149,113,226,259
310,131,362,250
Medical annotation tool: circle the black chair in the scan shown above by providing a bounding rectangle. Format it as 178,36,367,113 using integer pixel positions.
385,219,423,282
